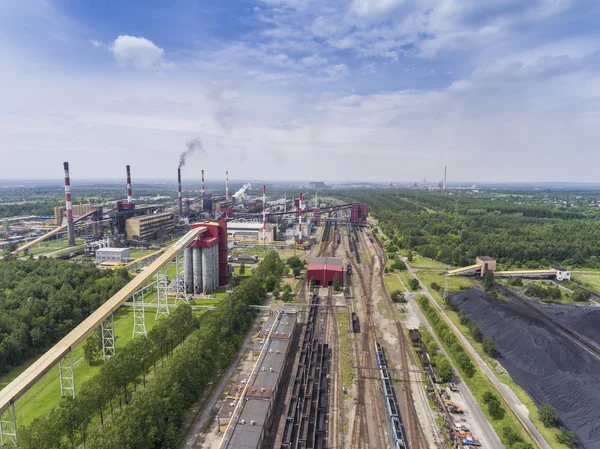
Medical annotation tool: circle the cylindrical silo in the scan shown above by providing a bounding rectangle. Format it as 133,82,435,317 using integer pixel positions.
213,244,219,291
193,247,203,294
202,245,213,294
184,247,194,293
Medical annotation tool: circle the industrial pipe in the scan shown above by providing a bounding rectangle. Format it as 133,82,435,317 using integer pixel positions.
63,162,76,246
178,167,183,216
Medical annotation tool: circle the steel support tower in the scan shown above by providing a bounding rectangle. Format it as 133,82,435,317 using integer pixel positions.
132,288,147,338
59,351,76,398
174,252,189,304
155,269,170,319
101,314,116,361
0,404,17,447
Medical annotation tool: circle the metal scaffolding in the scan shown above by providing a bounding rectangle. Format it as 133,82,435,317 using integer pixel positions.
132,288,147,338
0,403,17,447
174,252,189,304
101,314,116,361
59,350,76,398
155,269,170,319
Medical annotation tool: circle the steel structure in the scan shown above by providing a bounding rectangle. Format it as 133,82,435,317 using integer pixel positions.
155,270,170,319
132,287,148,338
59,352,75,398
0,227,206,419
101,314,116,361
0,404,17,446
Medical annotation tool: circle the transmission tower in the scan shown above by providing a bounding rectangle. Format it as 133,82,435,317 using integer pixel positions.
155,269,170,319
132,288,147,338
101,314,116,361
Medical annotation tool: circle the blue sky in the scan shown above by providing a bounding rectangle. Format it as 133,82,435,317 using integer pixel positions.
1,0,600,182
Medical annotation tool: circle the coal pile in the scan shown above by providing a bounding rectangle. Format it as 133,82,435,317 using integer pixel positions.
453,289,600,449
541,302,600,346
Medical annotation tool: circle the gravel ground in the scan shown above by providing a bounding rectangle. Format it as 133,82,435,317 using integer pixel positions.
453,289,600,449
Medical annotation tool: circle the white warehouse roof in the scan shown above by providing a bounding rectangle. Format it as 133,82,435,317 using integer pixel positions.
96,248,130,253
228,222,266,231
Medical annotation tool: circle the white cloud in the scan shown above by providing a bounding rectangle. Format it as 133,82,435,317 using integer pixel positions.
89,39,102,48
351,0,406,17
109,35,165,69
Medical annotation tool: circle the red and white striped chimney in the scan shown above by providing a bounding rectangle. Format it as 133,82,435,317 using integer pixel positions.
298,191,303,245
262,184,267,244
63,162,76,246
201,169,205,211
226,171,230,200
126,165,133,203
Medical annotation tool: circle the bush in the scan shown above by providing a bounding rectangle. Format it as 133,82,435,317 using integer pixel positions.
458,309,470,325
509,277,523,287
430,282,441,291
502,426,524,445
483,391,504,419
539,403,558,428
468,322,483,342
482,338,498,357
392,259,406,271
435,356,453,382
409,278,420,291
390,290,406,303
556,428,578,448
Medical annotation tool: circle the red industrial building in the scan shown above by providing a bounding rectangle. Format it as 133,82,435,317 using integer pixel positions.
350,202,368,225
188,220,229,290
307,257,343,286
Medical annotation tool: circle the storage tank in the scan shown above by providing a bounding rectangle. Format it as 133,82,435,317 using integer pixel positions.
202,245,214,294
193,247,203,294
213,244,219,292
184,247,194,293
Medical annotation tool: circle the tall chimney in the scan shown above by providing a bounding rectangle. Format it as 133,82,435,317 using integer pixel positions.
262,185,267,244
178,168,183,216
63,162,76,246
298,191,303,246
201,169,205,211
126,165,133,203
443,166,447,190
226,171,230,200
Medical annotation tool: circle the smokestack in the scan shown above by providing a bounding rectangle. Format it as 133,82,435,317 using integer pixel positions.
126,165,133,203
262,185,267,244
178,168,183,216
298,191,303,246
226,171,230,200
444,166,447,191
63,162,76,246
201,169,205,211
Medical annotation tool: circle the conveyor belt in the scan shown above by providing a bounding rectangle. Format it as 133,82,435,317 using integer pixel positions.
0,227,205,414
446,264,481,276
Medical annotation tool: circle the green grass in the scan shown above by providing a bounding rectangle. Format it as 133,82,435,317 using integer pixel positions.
190,298,222,307
407,256,447,270
416,270,472,294
571,270,600,292
129,249,156,259
232,266,253,276
384,273,405,293
338,310,353,393
10,307,163,426
399,270,416,290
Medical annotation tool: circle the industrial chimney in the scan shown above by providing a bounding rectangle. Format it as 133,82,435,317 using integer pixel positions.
262,185,267,244
443,166,447,191
226,171,230,200
298,191,303,246
126,165,133,203
178,168,183,216
201,169,205,211
63,162,76,246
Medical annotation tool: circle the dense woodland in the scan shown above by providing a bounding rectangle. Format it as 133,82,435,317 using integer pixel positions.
19,250,286,449
0,259,130,374
338,189,600,269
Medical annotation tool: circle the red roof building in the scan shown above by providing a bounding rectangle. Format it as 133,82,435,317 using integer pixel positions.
307,257,343,286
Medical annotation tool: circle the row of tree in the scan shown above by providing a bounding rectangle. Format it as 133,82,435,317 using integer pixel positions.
336,189,600,268
0,259,130,374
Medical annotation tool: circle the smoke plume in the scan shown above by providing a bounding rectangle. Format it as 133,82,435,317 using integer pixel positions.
179,137,204,168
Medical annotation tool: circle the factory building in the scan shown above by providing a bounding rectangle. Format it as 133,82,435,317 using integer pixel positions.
183,221,229,294
307,257,344,286
350,202,368,225
227,221,276,242
125,212,174,241
95,247,130,264
218,313,299,448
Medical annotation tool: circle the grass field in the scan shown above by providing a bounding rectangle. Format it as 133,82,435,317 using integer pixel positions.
407,256,447,270
416,270,472,294
571,270,600,292
338,310,353,393
399,270,416,290
384,273,405,293
232,266,253,276
7,308,164,426
129,249,156,260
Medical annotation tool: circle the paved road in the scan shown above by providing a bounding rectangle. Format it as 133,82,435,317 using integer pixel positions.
404,261,552,449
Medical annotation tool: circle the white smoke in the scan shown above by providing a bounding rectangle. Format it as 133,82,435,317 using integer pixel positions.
233,183,252,200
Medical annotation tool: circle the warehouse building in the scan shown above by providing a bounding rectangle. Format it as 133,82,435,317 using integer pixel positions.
227,221,276,242
307,257,344,286
218,312,299,449
125,212,174,241
350,202,368,225
95,247,130,264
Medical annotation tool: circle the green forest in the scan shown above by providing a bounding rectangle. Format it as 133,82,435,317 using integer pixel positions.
0,259,130,374
339,190,600,269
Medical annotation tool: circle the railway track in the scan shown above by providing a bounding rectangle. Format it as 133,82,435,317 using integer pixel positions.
368,231,429,449
349,228,389,449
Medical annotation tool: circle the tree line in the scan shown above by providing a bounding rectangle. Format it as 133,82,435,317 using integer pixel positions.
19,250,287,449
0,259,130,374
